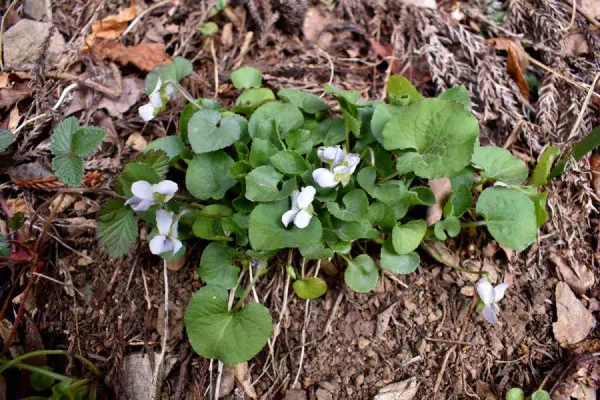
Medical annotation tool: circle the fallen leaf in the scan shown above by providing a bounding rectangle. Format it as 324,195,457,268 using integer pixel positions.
550,251,594,295
553,282,596,347
235,363,257,398
487,38,530,100
0,83,31,108
219,365,236,397
97,76,144,118
8,105,20,131
426,177,451,226
563,32,589,57
376,302,398,338
85,6,136,47
126,132,148,151
88,39,171,71
221,22,234,48
374,377,419,400
0,72,31,88
403,0,436,8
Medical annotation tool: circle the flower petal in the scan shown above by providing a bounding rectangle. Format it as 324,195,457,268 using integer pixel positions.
297,186,316,209
281,210,298,227
345,153,360,167
156,209,174,236
170,217,180,240
172,239,183,255
164,84,176,98
476,277,495,305
149,92,163,108
319,146,344,165
124,196,140,207
149,235,167,255
152,180,178,201
131,199,155,212
312,168,338,188
139,103,156,122
494,282,509,302
290,190,300,210
294,209,312,229
131,181,153,200
481,303,499,324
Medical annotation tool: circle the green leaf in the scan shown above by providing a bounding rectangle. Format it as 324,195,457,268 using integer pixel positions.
380,239,419,274
185,285,272,365
248,200,322,250
231,66,262,89
572,125,600,160
386,75,422,105
371,103,402,145
382,98,479,179
71,127,106,157
232,88,276,114
344,254,379,293
357,167,377,196
409,186,436,206
326,189,369,222
228,161,252,179
7,213,25,231
450,167,475,190
285,129,312,154
471,146,528,184
122,162,161,184
299,244,334,260
324,84,361,103
52,154,84,188
0,234,9,256
505,388,524,400
132,150,170,179
51,117,79,155
0,129,14,152
30,366,55,391
439,86,471,111
531,391,550,400
199,21,218,36
269,150,310,175
145,136,185,160
278,89,328,114
369,201,396,231
179,99,221,143
530,145,560,186
249,138,278,168
476,187,537,251
531,191,548,227
245,166,295,202
145,57,193,95
97,199,138,258
186,151,237,200
331,217,379,242
292,277,328,299
374,180,410,219
248,102,304,140
433,216,461,241
314,118,346,147
188,110,241,154
198,242,240,289
443,185,472,217
392,220,427,255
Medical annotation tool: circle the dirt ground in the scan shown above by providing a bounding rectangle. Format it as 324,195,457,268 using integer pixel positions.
1,0,600,399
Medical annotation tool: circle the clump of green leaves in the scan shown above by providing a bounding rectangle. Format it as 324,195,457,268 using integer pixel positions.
96,59,566,366
50,118,106,187
506,388,550,400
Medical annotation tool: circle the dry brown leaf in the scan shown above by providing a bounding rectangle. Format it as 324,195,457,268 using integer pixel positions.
126,132,148,151
85,6,136,47
487,38,530,100
564,32,590,57
376,302,398,339
0,83,31,108
475,381,496,400
550,251,594,295
553,282,596,347
97,76,144,118
8,105,20,132
49,194,77,214
88,39,171,72
426,177,451,226
551,350,600,400
374,377,419,400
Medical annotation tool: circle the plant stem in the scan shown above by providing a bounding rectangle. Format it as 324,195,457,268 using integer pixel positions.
0,349,100,376
460,221,486,228
164,80,202,110
377,171,401,184
7,362,76,381
233,261,267,312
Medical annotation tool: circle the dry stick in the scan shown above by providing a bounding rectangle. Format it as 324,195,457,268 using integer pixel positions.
433,296,477,394
214,361,224,400
559,0,600,27
152,259,169,400
567,72,600,141
45,63,123,99
210,38,219,98
527,56,600,100
561,0,577,31
52,83,79,110
121,0,171,38
424,337,474,347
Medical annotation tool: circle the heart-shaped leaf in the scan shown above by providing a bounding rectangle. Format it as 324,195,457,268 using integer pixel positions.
292,277,328,299
188,110,241,154
344,254,378,293
248,102,304,140
380,239,419,274
278,89,328,114
198,242,240,289
231,66,262,89
392,219,427,255
185,285,272,365
471,146,528,184
145,136,185,160
326,189,369,222
269,150,310,175
245,166,296,202
186,151,237,200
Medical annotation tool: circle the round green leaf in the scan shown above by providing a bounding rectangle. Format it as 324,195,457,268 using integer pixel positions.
292,277,328,299
386,75,422,105
380,239,419,274
443,185,472,218
471,146,529,184
179,99,221,143
505,388,525,400
382,98,479,179
409,186,436,206
326,189,369,222
188,110,241,154
344,254,379,293
145,136,185,160
186,151,237,200
277,88,328,114
248,200,322,251
199,21,218,36
248,102,304,140
0,129,14,152
269,150,310,175
476,187,537,251
371,103,402,145
233,88,276,114
231,66,262,89
531,391,550,400
392,219,427,255
198,242,240,289
245,166,296,202
185,285,272,365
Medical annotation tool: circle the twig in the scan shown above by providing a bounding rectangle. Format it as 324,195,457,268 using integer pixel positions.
152,259,169,400
318,48,335,86
52,83,79,110
45,63,122,99
424,337,474,347
323,290,344,334
209,38,219,98
504,119,524,149
32,272,84,297
140,266,152,310
214,361,224,400
13,113,51,136
567,72,600,140
559,0,600,27
561,0,577,31
527,56,600,100
121,0,171,38
0,0,19,71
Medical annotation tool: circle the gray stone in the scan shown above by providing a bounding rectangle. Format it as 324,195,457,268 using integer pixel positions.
315,388,333,400
285,389,307,400
3,20,65,71
23,0,47,20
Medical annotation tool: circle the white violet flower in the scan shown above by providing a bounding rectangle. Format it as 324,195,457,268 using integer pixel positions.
313,146,360,188
149,209,182,256
138,78,176,122
125,180,178,211
476,276,508,324
281,186,316,229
